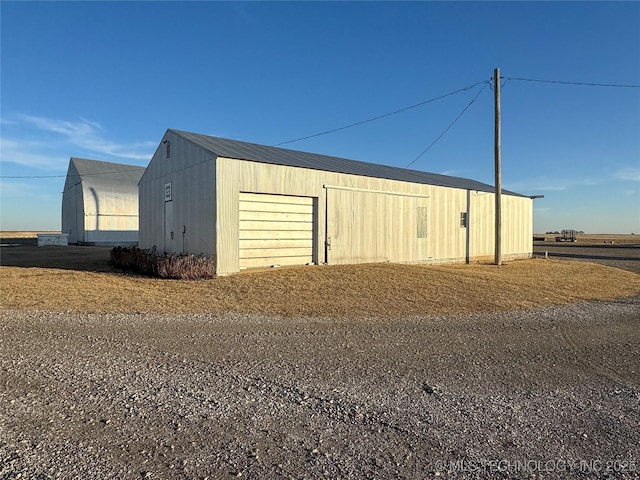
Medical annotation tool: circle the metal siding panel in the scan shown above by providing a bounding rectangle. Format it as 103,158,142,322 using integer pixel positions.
77,185,85,242
216,158,240,274
467,192,532,261
138,170,164,250
327,188,430,264
172,159,215,255
214,157,530,274
140,131,216,256
326,188,353,264
164,201,174,253
469,191,494,259
61,184,78,243
417,207,429,239
501,195,533,257
424,186,466,262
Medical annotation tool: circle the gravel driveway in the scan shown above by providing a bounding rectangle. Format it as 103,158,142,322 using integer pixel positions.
1,297,639,479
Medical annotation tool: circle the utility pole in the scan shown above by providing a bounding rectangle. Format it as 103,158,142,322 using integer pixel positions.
494,67,502,266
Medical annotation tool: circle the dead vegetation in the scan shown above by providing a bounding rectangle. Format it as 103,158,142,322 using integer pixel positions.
110,246,216,279
1,258,639,318
2,231,638,318
0,231,61,239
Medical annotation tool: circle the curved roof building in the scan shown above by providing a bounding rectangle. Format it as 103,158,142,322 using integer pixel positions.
62,157,145,245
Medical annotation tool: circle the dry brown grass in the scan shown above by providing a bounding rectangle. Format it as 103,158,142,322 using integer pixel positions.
0,231,60,239
1,259,639,318
2,231,638,318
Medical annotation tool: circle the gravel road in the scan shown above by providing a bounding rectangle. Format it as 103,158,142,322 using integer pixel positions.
534,242,640,274
1,297,639,479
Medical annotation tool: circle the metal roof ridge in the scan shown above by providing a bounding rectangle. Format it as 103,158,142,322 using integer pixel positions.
70,157,146,170
167,128,523,196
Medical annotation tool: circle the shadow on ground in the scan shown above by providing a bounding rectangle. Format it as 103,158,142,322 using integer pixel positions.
3,237,639,275
0,236,117,273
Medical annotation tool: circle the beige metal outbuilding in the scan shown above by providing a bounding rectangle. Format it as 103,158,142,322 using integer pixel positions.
62,157,145,245
139,129,533,275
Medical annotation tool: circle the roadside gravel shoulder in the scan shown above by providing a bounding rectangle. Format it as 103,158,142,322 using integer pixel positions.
1,296,639,479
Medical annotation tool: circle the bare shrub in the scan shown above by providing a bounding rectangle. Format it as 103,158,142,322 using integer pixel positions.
110,246,215,279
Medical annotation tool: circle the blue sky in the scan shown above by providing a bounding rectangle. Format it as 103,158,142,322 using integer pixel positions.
1,1,639,233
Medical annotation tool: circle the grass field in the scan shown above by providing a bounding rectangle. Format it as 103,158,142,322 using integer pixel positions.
0,231,61,238
1,230,639,317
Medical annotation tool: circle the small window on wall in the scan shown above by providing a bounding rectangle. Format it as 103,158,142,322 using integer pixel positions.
417,207,428,238
164,182,172,202
460,212,468,228
163,140,171,159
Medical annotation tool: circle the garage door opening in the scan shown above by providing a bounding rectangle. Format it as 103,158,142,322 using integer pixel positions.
239,192,316,269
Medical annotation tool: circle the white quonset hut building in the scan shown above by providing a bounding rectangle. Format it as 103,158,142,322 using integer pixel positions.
62,157,145,245
139,129,532,275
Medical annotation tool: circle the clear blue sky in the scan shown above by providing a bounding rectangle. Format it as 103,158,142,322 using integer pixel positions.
1,1,639,233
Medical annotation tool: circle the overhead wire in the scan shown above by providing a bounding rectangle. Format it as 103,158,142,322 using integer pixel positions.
271,79,489,147
404,81,491,169
0,168,145,179
505,77,640,88
3,75,638,180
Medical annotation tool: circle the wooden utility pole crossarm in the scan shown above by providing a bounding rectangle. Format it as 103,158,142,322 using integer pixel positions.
494,67,502,266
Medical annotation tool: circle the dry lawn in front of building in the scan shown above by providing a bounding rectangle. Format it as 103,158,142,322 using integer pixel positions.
1,257,639,318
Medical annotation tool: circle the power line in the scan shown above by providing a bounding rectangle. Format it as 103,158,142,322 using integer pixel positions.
405,81,491,169
1,174,66,179
272,79,489,147
4,75,637,180
506,77,640,88
0,168,145,179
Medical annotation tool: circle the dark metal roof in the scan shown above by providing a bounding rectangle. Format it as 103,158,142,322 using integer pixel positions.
170,129,523,196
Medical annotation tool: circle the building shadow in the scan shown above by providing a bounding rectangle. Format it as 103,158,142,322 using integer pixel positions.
0,236,118,273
